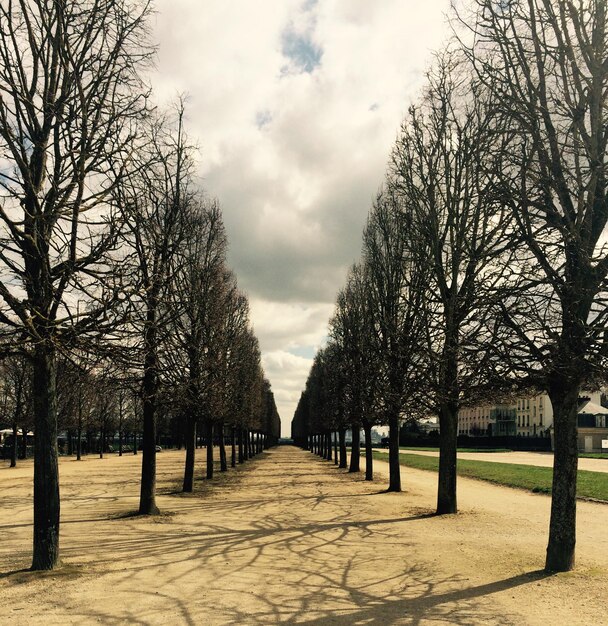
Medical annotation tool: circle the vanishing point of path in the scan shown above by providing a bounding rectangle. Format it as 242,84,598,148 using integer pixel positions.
1,447,607,625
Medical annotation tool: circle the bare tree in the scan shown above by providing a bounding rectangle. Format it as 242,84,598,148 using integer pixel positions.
0,354,31,467
330,264,382,480
0,0,152,569
362,188,428,492
457,0,608,571
389,52,511,513
165,201,227,491
116,104,194,515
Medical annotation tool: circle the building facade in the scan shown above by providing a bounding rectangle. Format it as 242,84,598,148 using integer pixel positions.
458,391,608,451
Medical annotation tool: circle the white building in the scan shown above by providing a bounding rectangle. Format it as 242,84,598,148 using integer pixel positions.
458,391,605,442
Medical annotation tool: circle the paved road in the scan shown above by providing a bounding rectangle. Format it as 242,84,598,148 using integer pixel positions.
400,449,608,473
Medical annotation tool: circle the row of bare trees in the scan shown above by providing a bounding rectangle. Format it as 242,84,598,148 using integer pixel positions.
0,0,280,571
0,353,141,465
293,0,608,573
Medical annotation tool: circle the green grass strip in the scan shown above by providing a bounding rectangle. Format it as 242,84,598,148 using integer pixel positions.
400,446,511,453
369,451,608,502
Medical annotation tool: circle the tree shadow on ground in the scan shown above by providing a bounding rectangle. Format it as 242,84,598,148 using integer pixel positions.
0,447,561,625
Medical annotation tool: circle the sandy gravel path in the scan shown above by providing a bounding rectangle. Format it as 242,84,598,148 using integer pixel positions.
399,449,608,473
0,448,606,625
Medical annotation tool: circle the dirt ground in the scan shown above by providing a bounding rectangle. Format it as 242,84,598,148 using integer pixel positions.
1,447,606,625
400,449,608,473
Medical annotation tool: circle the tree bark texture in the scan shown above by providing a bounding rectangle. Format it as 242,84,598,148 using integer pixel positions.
545,384,580,571
238,427,244,463
387,415,401,492
10,423,18,468
437,403,457,514
333,431,338,465
182,417,196,492
349,424,360,473
31,343,60,570
437,329,458,514
206,420,214,479
364,423,373,481
339,428,347,468
219,422,227,472
139,300,160,515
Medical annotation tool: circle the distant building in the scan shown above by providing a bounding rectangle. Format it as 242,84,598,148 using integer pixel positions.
577,398,608,452
457,391,608,452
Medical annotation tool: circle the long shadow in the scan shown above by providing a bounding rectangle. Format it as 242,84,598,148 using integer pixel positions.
0,446,570,625
287,570,553,626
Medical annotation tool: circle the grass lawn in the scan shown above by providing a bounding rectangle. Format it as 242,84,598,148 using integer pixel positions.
400,446,511,453
368,450,608,502
579,453,608,459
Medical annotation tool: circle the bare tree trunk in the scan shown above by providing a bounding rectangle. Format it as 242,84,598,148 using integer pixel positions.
139,393,159,514
349,424,360,473
387,415,401,492
437,332,458,513
20,426,27,460
339,428,347,468
333,431,338,465
99,428,104,459
546,383,580,571
437,404,457,513
76,421,82,461
10,422,18,468
133,432,138,455
219,422,227,472
206,420,214,479
238,427,244,463
364,423,373,481
31,342,60,571
231,426,236,467
139,301,160,515
183,417,196,492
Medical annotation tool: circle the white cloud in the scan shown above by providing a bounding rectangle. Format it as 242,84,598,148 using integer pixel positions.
151,0,451,433
262,350,316,429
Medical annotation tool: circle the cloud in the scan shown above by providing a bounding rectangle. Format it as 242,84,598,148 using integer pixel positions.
151,0,451,433
249,299,332,352
281,2,323,74
262,350,316,429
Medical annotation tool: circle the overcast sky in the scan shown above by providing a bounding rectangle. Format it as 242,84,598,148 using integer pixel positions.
152,0,451,434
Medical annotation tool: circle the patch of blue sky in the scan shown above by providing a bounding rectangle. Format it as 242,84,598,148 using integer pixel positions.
288,345,316,359
281,28,322,74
